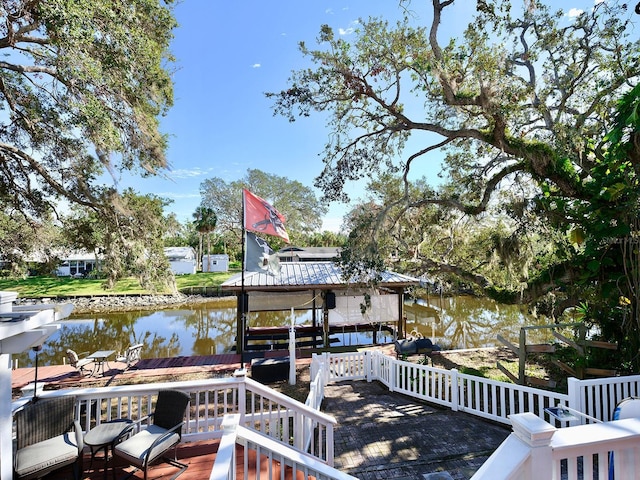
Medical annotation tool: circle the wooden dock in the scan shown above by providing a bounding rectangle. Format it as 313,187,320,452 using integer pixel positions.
11,350,311,397
244,323,395,350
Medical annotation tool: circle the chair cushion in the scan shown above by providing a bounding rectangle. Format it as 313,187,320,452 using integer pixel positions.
114,424,180,467
77,357,93,368
15,432,79,479
66,349,79,365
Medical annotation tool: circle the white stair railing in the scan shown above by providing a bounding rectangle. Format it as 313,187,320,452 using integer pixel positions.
211,414,356,480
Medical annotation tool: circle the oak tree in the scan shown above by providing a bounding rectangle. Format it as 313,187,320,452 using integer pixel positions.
269,0,640,366
0,0,175,221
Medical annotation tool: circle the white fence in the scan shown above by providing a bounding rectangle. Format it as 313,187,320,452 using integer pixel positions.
311,350,640,480
12,372,337,466
13,350,640,480
312,351,569,425
311,350,640,426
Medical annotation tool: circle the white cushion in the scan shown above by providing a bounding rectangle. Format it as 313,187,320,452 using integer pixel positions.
114,424,180,467
15,432,79,478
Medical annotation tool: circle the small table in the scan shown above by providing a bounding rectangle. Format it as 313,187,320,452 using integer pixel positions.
84,419,134,479
88,350,116,377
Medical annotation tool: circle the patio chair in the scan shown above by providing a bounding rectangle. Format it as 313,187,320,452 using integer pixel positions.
14,395,83,480
66,349,94,376
116,343,143,369
114,389,190,479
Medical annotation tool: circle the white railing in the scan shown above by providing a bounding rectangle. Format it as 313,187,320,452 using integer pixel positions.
568,375,640,424
471,413,640,479
313,350,570,425
311,350,640,426
210,414,357,480
455,372,568,424
12,371,336,465
14,350,640,480
309,350,640,479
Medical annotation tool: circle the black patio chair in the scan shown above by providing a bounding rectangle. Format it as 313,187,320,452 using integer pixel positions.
113,389,190,479
14,395,83,480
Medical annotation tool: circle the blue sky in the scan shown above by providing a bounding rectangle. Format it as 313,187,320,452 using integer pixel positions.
112,0,610,232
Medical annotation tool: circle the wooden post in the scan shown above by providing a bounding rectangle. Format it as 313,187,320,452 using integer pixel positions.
323,301,330,348
397,288,405,339
519,328,526,385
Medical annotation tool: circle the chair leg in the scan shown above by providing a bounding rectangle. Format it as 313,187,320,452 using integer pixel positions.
163,445,188,479
73,454,83,480
162,457,188,480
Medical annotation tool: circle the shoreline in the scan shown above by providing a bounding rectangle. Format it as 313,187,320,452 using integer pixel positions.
16,292,235,315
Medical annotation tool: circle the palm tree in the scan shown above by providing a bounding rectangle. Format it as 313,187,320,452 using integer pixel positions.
193,207,218,271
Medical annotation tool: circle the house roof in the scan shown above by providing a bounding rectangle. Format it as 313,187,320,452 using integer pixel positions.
277,246,340,260
163,247,196,261
220,261,419,292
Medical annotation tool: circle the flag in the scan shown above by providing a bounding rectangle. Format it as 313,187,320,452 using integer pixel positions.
243,189,290,243
245,231,282,276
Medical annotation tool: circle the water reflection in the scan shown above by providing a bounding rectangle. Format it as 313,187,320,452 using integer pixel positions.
405,295,552,350
16,295,549,367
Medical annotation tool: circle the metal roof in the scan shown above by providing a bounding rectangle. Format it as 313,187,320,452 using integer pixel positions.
221,262,419,292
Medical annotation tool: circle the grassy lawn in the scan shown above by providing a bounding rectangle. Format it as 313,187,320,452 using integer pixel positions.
0,270,239,298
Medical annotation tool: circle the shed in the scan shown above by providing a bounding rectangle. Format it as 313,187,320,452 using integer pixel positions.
164,247,197,275
202,254,229,272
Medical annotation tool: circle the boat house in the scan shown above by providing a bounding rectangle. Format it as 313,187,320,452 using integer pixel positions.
220,261,419,353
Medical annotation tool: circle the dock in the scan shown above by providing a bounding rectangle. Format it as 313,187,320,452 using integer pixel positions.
10,350,311,398
243,323,395,351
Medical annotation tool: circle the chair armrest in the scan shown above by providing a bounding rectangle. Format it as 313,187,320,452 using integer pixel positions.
128,413,153,432
73,420,84,453
114,423,135,445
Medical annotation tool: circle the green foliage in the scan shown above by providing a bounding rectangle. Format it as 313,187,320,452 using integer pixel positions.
269,0,640,370
0,0,176,224
62,190,176,291
199,168,329,255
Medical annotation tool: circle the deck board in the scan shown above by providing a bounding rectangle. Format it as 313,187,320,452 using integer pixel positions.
11,351,311,396
45,439,305,480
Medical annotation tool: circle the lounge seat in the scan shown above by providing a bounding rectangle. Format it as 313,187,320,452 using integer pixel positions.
114,389,190,479
66,349,94,376
14,396,83,480
116,343,143,369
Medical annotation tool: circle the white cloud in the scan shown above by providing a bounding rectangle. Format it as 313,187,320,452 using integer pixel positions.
338,20,359,36
567,7,584,17
158,192,201,199
252,63,261,68
168,167,212,179
325,8,334,14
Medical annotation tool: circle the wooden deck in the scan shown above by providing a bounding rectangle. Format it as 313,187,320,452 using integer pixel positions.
11,350,309,395
42,439,306,480
12,351,317,479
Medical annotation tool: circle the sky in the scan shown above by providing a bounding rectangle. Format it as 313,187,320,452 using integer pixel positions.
110,0,614,233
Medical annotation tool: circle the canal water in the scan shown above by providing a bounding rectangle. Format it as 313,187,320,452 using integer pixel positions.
18,295,556,368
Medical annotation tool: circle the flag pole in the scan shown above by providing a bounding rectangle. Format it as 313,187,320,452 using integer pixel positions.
239,193,246,367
